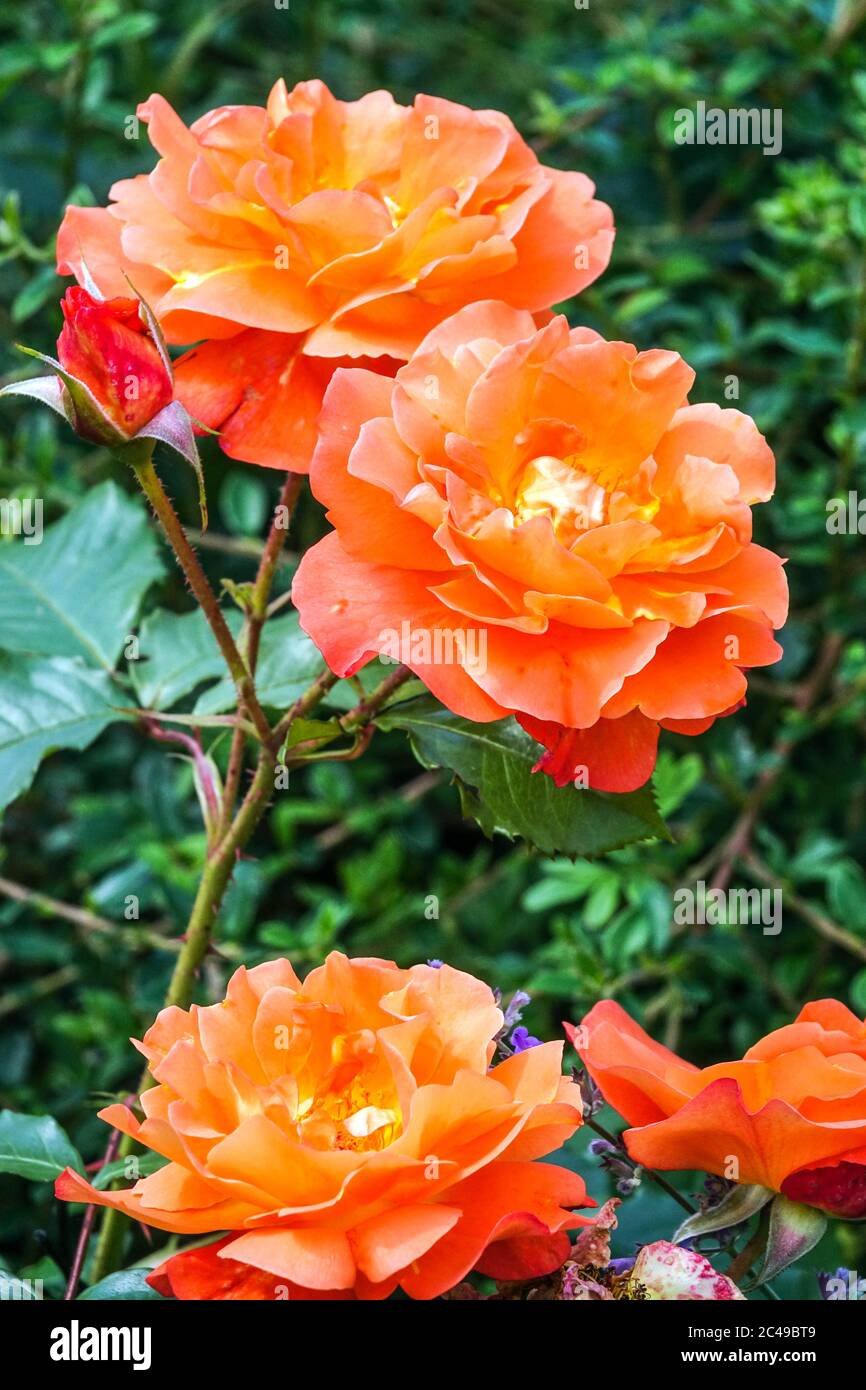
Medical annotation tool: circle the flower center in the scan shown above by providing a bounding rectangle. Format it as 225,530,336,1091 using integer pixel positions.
515,454,609,545
295,1028,402,1153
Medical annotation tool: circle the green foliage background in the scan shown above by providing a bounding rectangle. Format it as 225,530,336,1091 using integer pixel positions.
1,0,865,1296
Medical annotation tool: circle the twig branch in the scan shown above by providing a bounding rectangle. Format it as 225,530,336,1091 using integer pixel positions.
186,528,296,568
221,473,302,832
743,850,866,964
709,634,843,895
0,875,178,953
64,1123,124,1300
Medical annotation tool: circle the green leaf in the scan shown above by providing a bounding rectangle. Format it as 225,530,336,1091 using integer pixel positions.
652,749,704,817
616,287,668,322
522,860,602,911
90,14,160,50
11,266,60,324
828,859,866,930
0,655,123,810
0,482,162,671
79,1270,165,1301
672,1184,774,1243
0,1109,83,1181
749,1195,828,1288
220,471,268,537
850,968,866,1014
195,612,325,715
17,1255,66,1299
283,716,343,752
376,696,670,856
582,872,621,927
131,607,243,710
221,578,255,614
749,320,841,358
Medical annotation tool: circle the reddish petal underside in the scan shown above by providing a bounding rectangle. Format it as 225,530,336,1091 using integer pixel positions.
519,708,660,792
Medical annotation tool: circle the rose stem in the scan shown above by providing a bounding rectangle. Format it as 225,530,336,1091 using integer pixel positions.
64,1122,123,1299
221,471,303,834
132,455,274,748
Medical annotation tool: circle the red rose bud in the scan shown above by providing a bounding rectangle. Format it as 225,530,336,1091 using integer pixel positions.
57,287,173,442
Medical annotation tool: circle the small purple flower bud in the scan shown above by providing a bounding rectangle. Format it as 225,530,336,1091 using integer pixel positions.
502,990,531,1032
509,1025,540,1053
616,1175,641,1196
573,1066,605,1117
588,1138,617,1156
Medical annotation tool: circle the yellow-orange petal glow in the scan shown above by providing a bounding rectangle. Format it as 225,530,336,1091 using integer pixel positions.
293,302,787,790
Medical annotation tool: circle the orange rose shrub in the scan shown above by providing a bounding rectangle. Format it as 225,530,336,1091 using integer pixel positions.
56,80,613,471
292,301,788,792
56,954,592,1299
569,999,866,1218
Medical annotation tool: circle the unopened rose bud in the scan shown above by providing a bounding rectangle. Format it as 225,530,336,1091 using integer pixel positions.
57,287,173,442
2,285,208,523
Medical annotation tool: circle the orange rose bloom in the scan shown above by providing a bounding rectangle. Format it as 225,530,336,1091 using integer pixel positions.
569,999,866,1218
56,80,613,472
56,954,590,1299
292,301,788,791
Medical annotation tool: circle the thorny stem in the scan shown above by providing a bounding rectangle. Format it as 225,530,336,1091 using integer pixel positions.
90,463,298,1286
248,474,303,655
88,455,413,1286
165,749,276,1009
282,668,414,763
65,1121,124,1299
221,472,302,833
272,668,340,747
133,456,273,748
340,665,414,732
